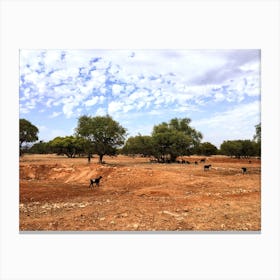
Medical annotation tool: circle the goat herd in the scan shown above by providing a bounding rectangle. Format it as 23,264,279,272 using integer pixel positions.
149,157,250,174
88,157,254,190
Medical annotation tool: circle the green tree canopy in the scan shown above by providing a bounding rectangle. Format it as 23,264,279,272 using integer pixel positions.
19,119,39,156
220,139,259,158
196,142,218,156
28,141,51,154
75,115,127,163
152,118,203,162
122,135,154,157
48,136,85,158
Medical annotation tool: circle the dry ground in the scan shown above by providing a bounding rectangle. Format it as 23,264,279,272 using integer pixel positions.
19,154,261,231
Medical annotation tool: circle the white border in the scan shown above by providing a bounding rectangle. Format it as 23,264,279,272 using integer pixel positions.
1,0,279,279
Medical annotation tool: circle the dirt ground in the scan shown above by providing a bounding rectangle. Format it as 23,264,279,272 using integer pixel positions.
19,154,261,231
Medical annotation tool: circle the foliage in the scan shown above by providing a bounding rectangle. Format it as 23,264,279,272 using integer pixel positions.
122,135,154,157
75,115,127,163
151,118,202,162
196,142,218,156
28,141,52,154
220,139,259,158
48,136,86,158
19,119,39,156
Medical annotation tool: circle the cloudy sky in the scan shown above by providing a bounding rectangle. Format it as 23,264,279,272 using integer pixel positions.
19,49,260,148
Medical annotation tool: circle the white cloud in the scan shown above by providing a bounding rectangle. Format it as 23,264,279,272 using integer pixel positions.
128,90,149,103
37,125,47,131
195,101,260,127
62,96,80,118
112,84,123,95
214,92,225,102
46,98,54,108
49,111,62,118
84,96,99,107
108,101,123,115
20,49,261,145
49,129,70,139
193,100,261,146
95,107,107,116
19,106,30,114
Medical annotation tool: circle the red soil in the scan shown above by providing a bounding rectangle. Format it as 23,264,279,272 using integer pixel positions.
19,154,261,231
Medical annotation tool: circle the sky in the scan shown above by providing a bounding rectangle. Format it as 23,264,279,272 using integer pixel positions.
19,49,261,148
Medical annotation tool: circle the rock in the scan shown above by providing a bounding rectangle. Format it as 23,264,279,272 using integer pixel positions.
133,223,139,229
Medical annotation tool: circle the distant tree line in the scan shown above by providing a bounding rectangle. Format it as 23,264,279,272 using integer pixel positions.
19,116,261,161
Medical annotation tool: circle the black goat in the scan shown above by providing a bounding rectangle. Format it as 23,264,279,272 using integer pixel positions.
241,167,247,174
200,158,206,163
89,176,103,188
204,164,212,171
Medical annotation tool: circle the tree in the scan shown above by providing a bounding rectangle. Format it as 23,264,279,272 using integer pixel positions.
49,136,85,158
220,140,242,158
122,135,154,157
151,118,202,162
19,119,39,156
28,141,51,154
196,142,218,156
75,115,127,163
220,140,258,158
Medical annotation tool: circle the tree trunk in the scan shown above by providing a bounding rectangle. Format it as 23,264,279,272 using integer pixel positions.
19,142,23,157
87,153,91,163
99,154,104,164
170,154,177,163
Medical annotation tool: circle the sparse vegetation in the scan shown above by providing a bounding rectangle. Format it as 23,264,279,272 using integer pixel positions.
19,119,39,156
21,117,261,160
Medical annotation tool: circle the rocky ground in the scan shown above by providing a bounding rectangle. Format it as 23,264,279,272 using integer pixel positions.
19,154,261,231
